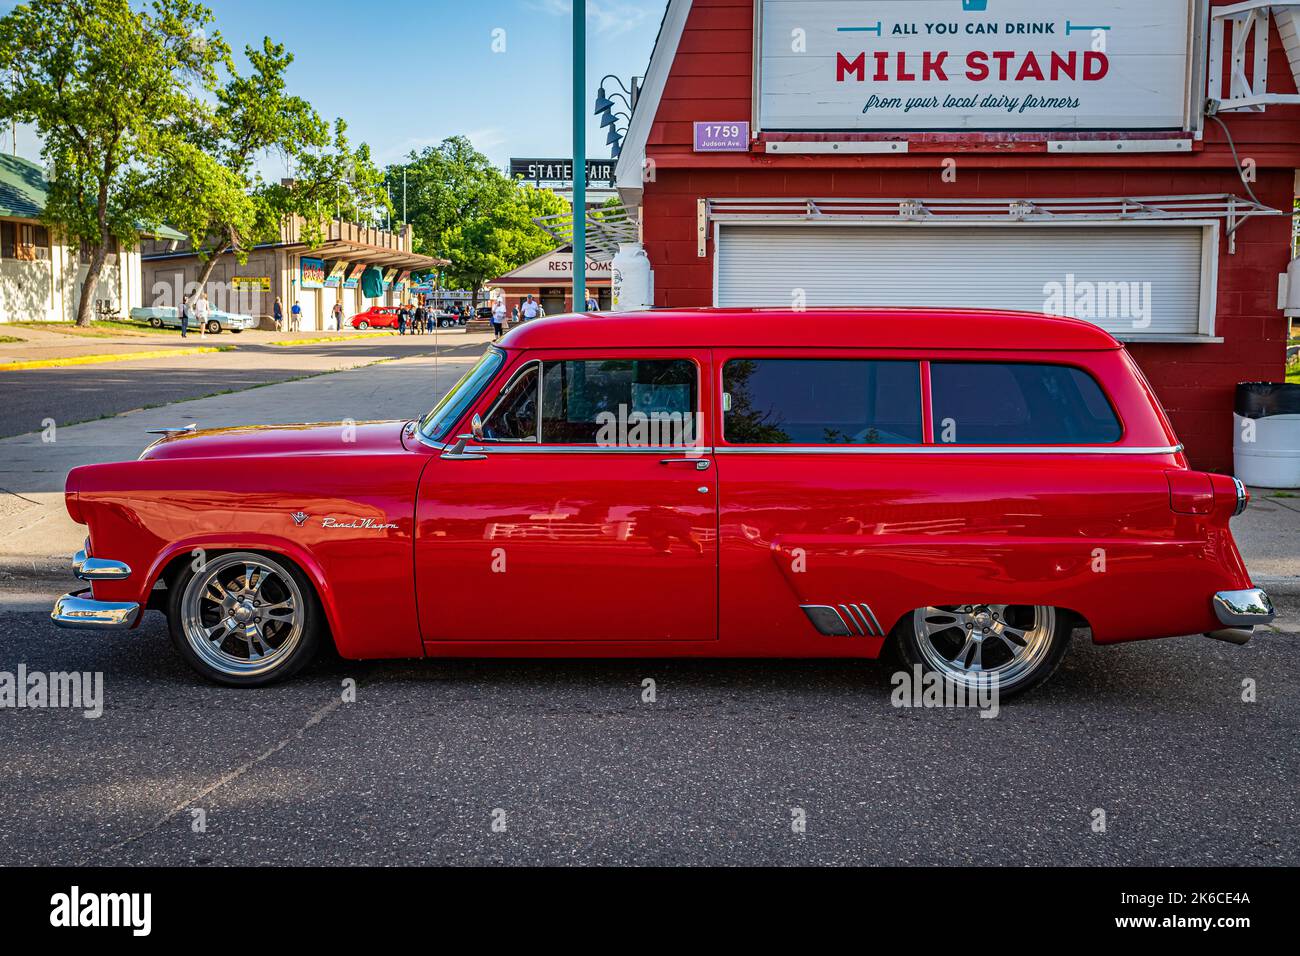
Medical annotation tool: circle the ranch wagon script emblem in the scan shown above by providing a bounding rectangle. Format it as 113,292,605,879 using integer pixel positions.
289,511,397,531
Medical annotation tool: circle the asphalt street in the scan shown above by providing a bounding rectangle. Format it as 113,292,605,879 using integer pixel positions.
2,592,1297,866
0,332,474,440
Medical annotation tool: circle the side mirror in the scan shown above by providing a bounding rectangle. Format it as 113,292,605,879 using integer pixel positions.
471,413,484,442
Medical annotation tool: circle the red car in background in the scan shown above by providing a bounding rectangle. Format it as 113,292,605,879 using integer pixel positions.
51,308,1275,693
347,306,401,329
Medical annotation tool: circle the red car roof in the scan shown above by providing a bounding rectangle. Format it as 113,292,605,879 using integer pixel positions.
500,307,1122,352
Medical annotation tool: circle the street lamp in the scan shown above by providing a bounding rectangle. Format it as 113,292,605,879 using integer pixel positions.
594,75,641,158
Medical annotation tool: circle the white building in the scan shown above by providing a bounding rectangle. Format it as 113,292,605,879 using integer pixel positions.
0,153,181,324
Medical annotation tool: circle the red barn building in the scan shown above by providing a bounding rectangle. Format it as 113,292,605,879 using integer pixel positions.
614,0,1300,471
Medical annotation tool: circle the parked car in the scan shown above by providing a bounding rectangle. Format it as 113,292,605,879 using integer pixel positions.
52,308,1274,691
129,306,257,334
347,306,402,330
436,311,466,328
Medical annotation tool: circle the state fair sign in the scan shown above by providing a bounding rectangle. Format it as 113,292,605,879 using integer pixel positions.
759,0,1196,131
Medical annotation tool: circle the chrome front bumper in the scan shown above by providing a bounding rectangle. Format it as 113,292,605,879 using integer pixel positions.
51,590,140,630
51,546,139,630
1204,588,1276,645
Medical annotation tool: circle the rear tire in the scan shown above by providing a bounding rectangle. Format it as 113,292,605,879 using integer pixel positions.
148,317,163,328
167,551,323,687
205,320,221,334
895,604,1071,699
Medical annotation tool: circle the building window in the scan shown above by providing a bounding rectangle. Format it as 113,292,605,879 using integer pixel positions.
723,358,924,445
6,222,50,261
929,363,1122,445
79,236,119,266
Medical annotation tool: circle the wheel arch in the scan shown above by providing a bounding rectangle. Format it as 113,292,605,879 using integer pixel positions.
144,536,341,648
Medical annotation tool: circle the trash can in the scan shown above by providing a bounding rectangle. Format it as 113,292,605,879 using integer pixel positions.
1234,382,1300,488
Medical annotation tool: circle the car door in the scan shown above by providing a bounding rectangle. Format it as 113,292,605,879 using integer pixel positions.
415,348,718,645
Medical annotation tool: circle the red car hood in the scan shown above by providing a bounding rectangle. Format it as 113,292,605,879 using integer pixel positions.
138,420,411,460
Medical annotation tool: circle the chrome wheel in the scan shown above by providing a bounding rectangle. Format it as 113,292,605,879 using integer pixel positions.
913,604,1056,689
180,553,305,678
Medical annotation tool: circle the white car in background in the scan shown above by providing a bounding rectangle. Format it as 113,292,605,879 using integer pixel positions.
129,306,258,334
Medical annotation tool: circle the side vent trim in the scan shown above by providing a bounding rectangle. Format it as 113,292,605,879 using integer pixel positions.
800,603,885,638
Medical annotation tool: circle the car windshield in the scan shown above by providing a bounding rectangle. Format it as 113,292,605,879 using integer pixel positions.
418,347,506,443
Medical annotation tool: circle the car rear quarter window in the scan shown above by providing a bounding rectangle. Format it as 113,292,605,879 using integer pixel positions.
722,359,923,444
930,362,1122,445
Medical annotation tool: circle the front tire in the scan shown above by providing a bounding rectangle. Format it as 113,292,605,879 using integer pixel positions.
357,320,368,329
167,551,323,686
896,604,1071,699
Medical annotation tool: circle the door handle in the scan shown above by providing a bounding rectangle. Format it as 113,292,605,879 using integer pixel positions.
660,458,711,471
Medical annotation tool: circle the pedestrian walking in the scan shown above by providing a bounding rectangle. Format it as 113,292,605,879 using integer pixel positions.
511,305,520,326
521,294,539,324
180,295,192,338
195,291,211,336
398,307,406,335
332,302,343,330
585,294,599,312
290,300,301,332
273,296,283,332
491,297,506,340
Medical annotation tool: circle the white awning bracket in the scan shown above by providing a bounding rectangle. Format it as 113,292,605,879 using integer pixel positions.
1208,2,1300,113
532,204,639,262
703,194,1282,255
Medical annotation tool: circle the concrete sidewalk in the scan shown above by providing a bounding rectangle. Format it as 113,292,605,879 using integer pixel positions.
0,341,489,608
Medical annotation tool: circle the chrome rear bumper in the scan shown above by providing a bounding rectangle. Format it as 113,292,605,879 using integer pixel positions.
1205,588,1276,645
52,590,140,630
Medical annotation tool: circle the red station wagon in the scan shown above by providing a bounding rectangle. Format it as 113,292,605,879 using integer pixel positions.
51,308,1275,695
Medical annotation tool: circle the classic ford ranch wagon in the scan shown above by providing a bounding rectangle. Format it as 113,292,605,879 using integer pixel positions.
52,308,1275,695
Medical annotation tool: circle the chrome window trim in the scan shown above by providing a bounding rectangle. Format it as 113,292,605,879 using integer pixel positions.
479,359,543,443
711,444,1183,456
414,431,448,451
458,443,1181,456
466,444,715,455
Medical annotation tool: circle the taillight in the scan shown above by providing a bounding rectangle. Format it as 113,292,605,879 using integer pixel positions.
1166,470,1214,515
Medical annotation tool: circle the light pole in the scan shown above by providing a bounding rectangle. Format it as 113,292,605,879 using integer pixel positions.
572,0,585,312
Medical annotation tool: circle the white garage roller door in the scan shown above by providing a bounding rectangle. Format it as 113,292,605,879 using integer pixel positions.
714,224,1211,338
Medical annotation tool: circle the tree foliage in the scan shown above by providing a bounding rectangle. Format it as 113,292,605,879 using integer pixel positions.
161,38,390,292
389,137,566,304
0,0,227,324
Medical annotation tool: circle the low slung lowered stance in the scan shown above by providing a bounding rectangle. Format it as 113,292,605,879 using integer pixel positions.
52,309,1275,694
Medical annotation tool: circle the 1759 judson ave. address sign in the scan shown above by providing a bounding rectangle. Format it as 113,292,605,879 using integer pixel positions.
758,0,1200,132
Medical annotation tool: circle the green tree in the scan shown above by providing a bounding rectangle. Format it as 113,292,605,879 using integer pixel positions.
0,0,227,325
390,137,565,306
160,39,390,296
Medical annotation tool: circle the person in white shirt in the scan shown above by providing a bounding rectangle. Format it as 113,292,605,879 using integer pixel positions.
491,298,506,339
520,295,540,323
194,292,211,336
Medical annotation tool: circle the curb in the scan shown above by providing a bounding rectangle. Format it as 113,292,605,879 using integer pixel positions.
0,346,233,371
268,332,398,347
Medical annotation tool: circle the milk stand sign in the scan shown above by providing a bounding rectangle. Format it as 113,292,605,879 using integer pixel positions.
758,0,1196,131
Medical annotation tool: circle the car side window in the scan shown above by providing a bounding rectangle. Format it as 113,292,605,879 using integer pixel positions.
539,359,699,445
482,364,540,441
722,359,923,444
930,362,1122,444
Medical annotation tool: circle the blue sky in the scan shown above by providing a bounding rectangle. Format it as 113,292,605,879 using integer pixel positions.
2,0,664,174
